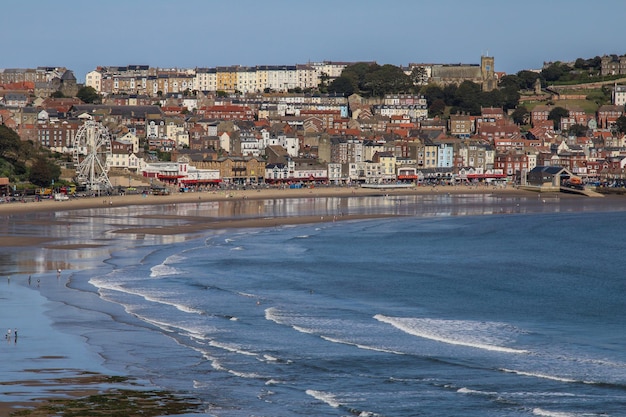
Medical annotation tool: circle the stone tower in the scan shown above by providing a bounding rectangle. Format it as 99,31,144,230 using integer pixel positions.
480,55,495,91
534,78,542,95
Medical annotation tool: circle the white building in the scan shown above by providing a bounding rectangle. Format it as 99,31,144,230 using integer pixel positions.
612,84,626,106
261,130,300,157
194,68,217,92
85,70,103,92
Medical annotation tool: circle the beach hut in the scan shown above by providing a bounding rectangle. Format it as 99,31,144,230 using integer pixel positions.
527,166,575,187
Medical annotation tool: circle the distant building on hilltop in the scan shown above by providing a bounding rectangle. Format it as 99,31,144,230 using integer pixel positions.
601,54,626,76
427,55,496,91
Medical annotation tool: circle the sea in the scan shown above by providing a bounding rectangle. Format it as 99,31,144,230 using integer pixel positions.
3,192,626,416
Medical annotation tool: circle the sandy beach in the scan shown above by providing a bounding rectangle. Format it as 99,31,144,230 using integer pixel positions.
0,184,617,415
0,184,538,239
0,183,535,215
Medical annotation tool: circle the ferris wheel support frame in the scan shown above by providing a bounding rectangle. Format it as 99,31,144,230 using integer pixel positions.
73,120,113,191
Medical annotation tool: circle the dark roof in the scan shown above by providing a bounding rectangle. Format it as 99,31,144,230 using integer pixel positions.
60,70,76,81
529,166,568,175
71,104,163,118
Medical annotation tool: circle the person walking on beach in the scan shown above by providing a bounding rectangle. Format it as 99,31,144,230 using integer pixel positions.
14,328,17,343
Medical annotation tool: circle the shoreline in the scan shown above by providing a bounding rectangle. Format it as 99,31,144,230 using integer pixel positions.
0,184,540,216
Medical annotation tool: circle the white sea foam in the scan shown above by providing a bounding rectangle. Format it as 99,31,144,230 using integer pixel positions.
265,379,283,385
231,246,244,251
164,253,186,264
500,368,587,384
320,335,404,355
98,274,206,316
150,263,182,278
193,379,209,389
374,315,528,354
227,369,262,379
264,306,279,321
238,291,256,298
292,325,316,335
306,390,341,408
209,340,258,357
457,387,498,396
532,408,585,417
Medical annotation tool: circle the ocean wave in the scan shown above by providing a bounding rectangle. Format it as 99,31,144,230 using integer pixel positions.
149,263,182,278
306,390,341,408
262,354,291,364
305,390,381,417
532,408,593,417
227,369,263,379
320,335,404,355
374,314,528,354
209,340,258,357
91,276,206,317
265,379,284,385
457,387,498,396
500,368,593,384
266,307,408,356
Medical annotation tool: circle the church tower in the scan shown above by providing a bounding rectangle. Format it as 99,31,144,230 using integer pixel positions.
480,55,495,91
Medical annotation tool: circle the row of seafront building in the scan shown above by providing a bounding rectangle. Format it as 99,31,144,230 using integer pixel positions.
82,56,497,96
2,58,626,188
3,92,626,187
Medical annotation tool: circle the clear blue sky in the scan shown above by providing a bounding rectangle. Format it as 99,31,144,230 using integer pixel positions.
2,0,625,82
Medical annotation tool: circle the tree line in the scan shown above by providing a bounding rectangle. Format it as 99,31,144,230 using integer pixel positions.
325,56,617,118
0,125,61,188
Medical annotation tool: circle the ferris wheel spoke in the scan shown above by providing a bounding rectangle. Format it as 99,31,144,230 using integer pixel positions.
72,121,113,191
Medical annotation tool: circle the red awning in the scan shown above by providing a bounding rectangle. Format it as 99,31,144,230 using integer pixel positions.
179,179,222,184
466,173,507,179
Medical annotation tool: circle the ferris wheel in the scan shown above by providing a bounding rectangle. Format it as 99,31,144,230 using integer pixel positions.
72,120,113,191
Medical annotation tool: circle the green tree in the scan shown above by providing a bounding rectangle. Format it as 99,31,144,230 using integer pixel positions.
0,125,21,160
341,62,379,93
548,106,569,130
410,66,427,86
318,72,331,93
76,86,101,103
500,86,520,111
517,70,541,90
421,84,444,105
28,155,61,187
541,62,573,83
498,74,521,90
511,106,529,125
615,115,626,135
568,124,588,137
429,99,446,117
327,76,355,96
363,64,411,97
451,81,481,115
50,91,65,98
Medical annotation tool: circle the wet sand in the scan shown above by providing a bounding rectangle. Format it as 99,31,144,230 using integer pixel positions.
0,184,536,247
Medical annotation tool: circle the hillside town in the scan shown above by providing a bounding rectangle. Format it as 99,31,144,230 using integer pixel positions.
2,54,626,193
